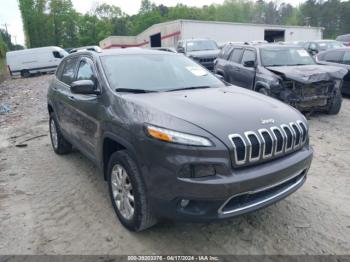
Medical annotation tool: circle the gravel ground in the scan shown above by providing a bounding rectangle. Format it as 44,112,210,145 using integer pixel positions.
0,75,349,255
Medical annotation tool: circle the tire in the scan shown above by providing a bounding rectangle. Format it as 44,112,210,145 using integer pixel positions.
327,90,342,115
107,150,157,232
257,87,269,96
21,70,30,78
49,113,72,154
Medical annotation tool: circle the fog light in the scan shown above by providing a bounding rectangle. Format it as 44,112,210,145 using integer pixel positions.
180,199,190,208
192,164,216,178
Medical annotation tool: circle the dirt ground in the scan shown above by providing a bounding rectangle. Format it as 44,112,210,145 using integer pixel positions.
0,75,349,255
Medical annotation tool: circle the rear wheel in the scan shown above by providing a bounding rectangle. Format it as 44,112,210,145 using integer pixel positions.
327,90,342,115
107,151,157,231
49,113,72,154
21,69,30,78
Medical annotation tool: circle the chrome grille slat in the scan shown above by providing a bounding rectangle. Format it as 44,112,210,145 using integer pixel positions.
258,129,274,159
281,124,294,152
245,131,261,162
229,121,308,166
297,120,308,145
228,134,247,165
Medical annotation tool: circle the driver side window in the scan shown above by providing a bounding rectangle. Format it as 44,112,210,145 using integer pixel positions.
77,60,95,81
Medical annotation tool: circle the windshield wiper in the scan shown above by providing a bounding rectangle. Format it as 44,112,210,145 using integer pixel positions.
266,64,284,67
115,88,157,94
166,86,211,92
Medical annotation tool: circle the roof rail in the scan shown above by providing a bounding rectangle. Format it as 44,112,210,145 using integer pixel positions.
69,46,102,54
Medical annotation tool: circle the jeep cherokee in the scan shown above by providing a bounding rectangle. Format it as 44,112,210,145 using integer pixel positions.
47,48,313,231
176,39,220,70
214,43,347,114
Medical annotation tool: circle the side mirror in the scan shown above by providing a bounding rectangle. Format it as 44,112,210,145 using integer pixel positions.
70,80,99,95
309,48,318,55
243,60,256,68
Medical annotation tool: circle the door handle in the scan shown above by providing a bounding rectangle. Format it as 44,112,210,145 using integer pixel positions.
68,96,75,101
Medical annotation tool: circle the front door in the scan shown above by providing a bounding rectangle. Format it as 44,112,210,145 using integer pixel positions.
66,57,101,159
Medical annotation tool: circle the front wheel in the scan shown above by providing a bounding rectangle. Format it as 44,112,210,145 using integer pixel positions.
107,151,157,232
327,90,342,115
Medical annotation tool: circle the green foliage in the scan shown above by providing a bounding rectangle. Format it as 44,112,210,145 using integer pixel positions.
17,0,350,48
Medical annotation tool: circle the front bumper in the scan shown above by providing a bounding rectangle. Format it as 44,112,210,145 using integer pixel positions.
140,137,313,222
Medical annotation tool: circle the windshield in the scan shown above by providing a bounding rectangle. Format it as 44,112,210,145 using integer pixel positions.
261,47,315,67
186,40,218,52
101,54,223,92
318,41,345,51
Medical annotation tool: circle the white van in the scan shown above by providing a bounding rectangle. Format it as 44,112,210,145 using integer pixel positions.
6,46,68,77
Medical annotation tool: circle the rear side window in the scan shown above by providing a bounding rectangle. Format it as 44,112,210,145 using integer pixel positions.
56,61,65,79
61,57,78,85
323,51,344,63
342,52,350,65
241,50,256,64
229,48,243,63
220,45,234,60
77,60,94,81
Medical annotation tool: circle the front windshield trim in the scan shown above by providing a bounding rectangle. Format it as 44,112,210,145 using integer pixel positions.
100,53,224,94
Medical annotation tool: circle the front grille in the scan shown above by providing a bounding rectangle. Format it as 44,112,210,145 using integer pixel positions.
229,121,308,166
199,57,216,63
295,81,332,97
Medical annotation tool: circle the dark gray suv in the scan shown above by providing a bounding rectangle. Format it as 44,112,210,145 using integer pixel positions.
47,48,313,231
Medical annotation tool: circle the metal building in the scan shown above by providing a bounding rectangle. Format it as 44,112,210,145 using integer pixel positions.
100,19,323,49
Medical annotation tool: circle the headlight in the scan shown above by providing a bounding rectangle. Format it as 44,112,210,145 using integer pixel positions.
146,125,213,147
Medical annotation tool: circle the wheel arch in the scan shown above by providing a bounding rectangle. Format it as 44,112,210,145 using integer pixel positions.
101,132,139,181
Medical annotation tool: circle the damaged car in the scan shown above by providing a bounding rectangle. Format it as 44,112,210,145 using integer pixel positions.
214,43,347,114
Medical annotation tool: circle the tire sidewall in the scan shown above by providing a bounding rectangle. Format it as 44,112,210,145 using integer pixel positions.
328,90,342,114
107,151,145,231
49,114,59,153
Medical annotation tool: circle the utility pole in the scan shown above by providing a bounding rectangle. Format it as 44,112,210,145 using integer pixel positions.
1,23,10,34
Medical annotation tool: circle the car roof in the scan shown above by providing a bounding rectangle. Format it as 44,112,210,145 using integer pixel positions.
224,43,301,49
65,47,179,58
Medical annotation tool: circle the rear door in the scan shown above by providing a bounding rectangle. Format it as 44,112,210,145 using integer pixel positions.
340,51,350,91
235,48,257,89
223,48,244,86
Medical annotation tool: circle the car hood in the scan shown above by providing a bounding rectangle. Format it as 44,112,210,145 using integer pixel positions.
187,49,220,57
266,64,347,83
123,86,304,146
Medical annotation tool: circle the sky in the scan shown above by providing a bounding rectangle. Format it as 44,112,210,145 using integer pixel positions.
0,0,306,46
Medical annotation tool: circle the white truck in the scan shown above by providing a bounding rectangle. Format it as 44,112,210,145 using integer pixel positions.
6,46,68,77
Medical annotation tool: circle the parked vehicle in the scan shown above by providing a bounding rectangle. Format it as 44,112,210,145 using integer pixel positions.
150,47,177,53
69,46,102,53
176,39,220,70
301,40,345,56
48,48,313,231
336,34,350,46
316,48,350,95
6,46,68,77
214,43,347,114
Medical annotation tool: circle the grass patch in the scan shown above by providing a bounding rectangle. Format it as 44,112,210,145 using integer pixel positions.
0,58,8,82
